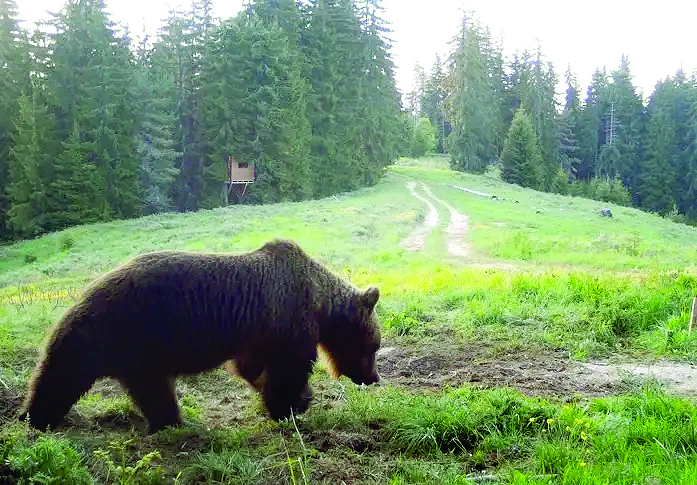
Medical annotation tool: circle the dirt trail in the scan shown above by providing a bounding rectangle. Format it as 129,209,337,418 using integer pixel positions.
398,181,440,251
420,183,470,257
399,181,469,257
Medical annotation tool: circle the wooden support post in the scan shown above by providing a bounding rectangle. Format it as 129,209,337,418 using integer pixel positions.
690,296,697,334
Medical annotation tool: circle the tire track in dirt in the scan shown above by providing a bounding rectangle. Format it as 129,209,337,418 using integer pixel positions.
398,181,440,251
399,181,469,258
419,183,470,258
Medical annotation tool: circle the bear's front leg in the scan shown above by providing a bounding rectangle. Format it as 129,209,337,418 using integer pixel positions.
262,359,314,421
120,374,181,433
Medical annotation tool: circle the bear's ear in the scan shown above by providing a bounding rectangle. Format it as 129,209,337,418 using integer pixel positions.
361,287,379,312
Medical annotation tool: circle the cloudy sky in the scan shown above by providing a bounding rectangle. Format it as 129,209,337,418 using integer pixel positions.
17,0,696,102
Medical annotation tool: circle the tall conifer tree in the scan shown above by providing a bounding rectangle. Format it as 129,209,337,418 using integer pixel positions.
501,107,543,189
0,0,29,239
48,0,141,220
133,35,181,214
421,56,450,153
446,16,501,172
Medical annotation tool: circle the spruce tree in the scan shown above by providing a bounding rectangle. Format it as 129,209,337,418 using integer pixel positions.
639,72,693,214
6,93,55,237
576,68,607,179
303,0,370,194
558,68,581,179
48,122,101,228
501,108,543,190
48,0,141,221
0,0,30,239
157,2,212,212
512,47,558,190
684,73,697,219
354,0,402,182
421,56,450,153
446,16,501,172
407,62,426,118
133,36,181,214
595,55,643,191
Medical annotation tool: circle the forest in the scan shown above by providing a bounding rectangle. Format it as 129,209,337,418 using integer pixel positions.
409,19,697,223
0,0,403,241
2,0,697,243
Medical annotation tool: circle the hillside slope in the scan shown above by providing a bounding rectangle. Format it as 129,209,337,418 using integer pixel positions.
2,156,697,484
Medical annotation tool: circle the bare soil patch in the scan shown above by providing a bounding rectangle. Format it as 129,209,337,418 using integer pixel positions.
0,390,22,423
377,337,697,399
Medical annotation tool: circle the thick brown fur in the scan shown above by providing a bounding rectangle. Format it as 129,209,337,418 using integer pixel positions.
20,239,380,433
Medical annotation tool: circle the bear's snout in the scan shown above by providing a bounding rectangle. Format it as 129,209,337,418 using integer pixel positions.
353,372,379,386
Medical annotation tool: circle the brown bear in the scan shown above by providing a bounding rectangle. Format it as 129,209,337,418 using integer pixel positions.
20,239,380,433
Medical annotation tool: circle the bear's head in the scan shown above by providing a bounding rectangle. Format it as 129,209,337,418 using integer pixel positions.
319,287,381,385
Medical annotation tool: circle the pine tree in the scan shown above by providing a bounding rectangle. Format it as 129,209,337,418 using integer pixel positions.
0,0,30,239
446,16,501,172
48,0,141,221
501,107,543,190
421,56,450,153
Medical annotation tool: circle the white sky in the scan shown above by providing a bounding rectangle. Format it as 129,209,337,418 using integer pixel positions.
17,0,697,103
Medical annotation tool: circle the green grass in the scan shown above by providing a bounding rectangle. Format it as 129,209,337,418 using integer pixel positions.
390,159,697,271
3,155,697,483
378,266,697,359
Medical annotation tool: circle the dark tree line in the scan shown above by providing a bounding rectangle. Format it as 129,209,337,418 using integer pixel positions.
408,15,697,223
0,0,402,241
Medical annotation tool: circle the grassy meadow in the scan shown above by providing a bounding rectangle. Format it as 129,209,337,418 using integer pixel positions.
2,155,697,484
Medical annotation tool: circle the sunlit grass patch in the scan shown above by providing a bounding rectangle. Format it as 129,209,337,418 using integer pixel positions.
374,264,697,360
185,448,266,484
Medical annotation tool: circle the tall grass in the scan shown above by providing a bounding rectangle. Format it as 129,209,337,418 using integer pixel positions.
376,263,697,359
301,381,697,484
0,429,91,484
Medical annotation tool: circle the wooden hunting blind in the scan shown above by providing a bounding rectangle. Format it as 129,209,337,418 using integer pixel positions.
224,156,255,203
